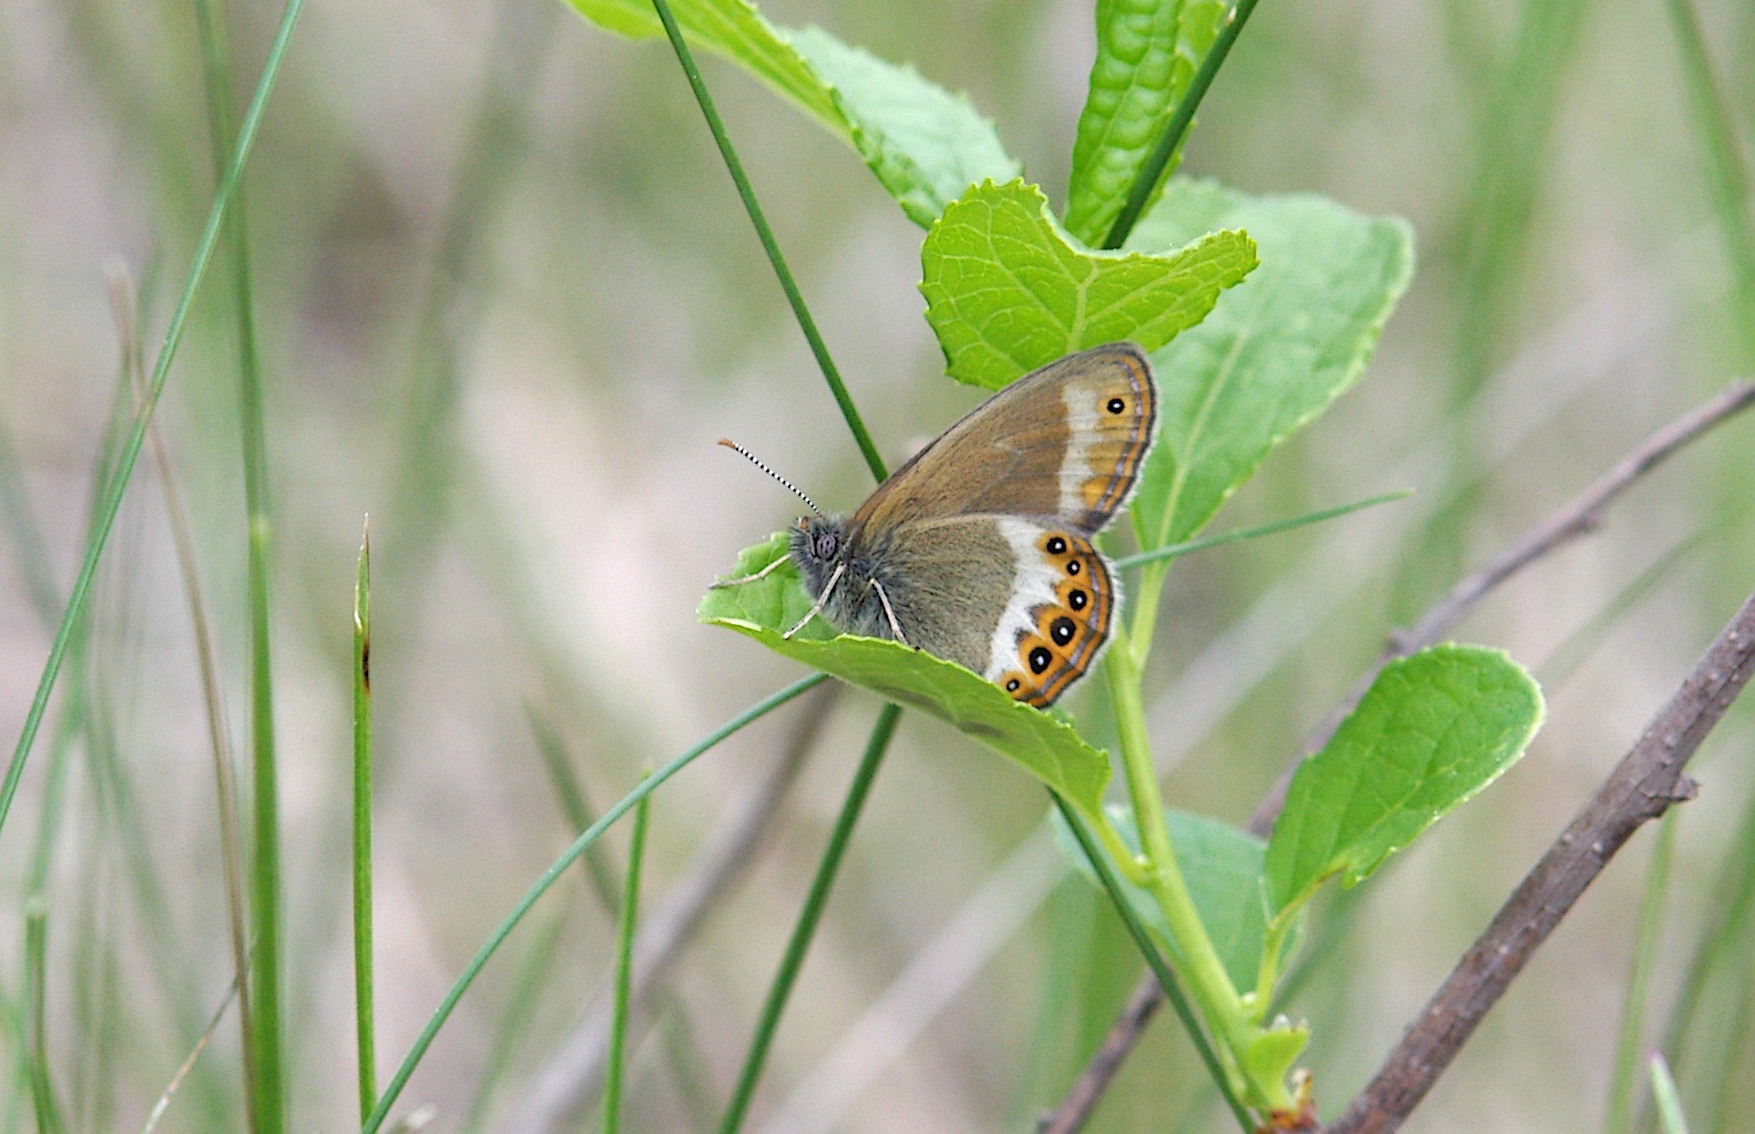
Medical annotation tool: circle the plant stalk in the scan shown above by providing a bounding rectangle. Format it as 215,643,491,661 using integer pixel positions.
1102,625,1271,1106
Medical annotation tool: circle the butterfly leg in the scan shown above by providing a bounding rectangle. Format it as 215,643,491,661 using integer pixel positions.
710,553,789,589
869,579,911,647
782,562,844,640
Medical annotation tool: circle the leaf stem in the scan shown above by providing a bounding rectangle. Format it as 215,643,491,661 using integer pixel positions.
717,703,900,1134
648,0,888,484
1102,0,1264,251
1102,625,1263,1104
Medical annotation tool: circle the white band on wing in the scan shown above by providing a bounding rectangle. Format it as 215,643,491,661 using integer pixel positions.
1057,383,1101,520
984,517,1062,680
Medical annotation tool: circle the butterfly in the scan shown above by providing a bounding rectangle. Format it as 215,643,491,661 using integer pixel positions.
725,343,1157,708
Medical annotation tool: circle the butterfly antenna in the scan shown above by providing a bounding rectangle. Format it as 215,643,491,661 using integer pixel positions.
718,438,824,518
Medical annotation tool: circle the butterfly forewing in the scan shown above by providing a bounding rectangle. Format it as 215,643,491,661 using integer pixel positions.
851,344,1157,538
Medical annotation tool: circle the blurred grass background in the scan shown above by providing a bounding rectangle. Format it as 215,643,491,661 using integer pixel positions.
2,0,1754,1130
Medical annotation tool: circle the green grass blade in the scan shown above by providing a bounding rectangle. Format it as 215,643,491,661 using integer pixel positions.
1605,809,1678,1134
1651,1054,1692,1134
353,521,376,1124
647,0,886,484
716,703,900,1134
1658,776,1755,1111
384,0,558,592
0,415,61,624
189,0,287,1110
137,982,237,1134
1705,990,1754,1133
112,260,257,1132
457,913,568,1134
1113,491,1412,570
1664,0,1755,366
524,705,721,1123
0,0,308,867
362,673,828,1133
1449,0,1586,396
602,779,652,1134
24,900,60,1134
527,707,623,912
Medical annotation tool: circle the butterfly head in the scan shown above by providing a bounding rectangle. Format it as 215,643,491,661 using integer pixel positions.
789,514,851,599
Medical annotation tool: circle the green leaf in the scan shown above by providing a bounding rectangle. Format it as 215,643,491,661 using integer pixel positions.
1240,1021,1310,1102
1128,178,1415,551
1064,0,1226,247
701,534,1113,824
1053,803,1277,992
566,3,1022,228
786,27,1021,228
919,180,1257,389
565,0,846,139
1263,645,1545,920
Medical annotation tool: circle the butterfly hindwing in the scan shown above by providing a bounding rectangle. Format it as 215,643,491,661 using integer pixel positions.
867,515,1118,708
983,520,1116,707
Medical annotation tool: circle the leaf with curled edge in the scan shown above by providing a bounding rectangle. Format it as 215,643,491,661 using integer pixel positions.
700,532,1113,825
920,179,1256,389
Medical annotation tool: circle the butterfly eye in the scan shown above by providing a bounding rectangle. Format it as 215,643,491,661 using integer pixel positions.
815,532,839,558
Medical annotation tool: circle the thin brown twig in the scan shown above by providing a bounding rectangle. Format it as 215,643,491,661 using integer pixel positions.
1037,978,1165,1134
1326,586,1755,1134
1039,378,1755,1133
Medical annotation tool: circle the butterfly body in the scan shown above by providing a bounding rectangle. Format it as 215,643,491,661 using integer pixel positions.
784,343,1157,708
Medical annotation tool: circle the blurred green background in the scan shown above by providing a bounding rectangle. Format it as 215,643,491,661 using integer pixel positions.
2,0,1753,1130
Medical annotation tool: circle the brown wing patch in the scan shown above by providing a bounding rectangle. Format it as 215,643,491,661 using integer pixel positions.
851,343,1158,536
996,532,1116,708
